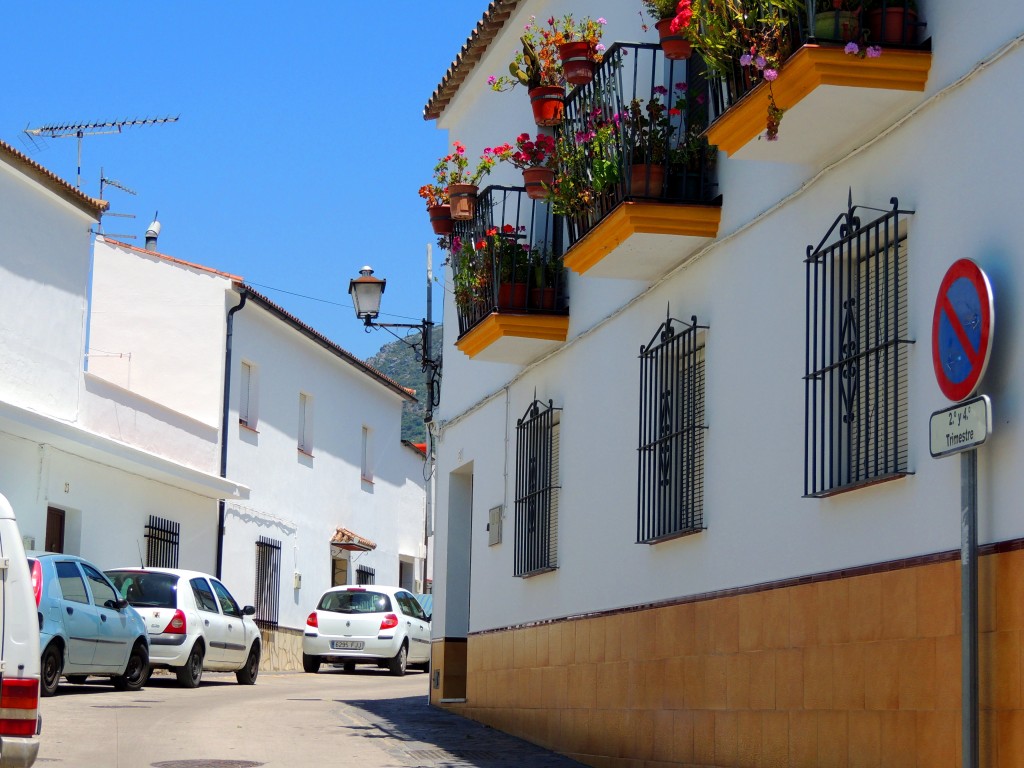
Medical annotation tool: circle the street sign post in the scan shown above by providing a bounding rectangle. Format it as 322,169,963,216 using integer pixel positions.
931,259,994,768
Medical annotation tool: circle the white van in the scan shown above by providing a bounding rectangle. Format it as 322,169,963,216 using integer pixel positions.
0,494,41,767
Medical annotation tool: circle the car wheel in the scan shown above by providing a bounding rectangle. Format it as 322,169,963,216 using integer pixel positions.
113,641,149,691
65,675,88,685
175,643,204,688
235,643,260,685
387,644,408,677
342,661,355,673
40,643,63,697
302,653,320,674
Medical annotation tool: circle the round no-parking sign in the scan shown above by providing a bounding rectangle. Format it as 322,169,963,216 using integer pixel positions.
932,259,994,402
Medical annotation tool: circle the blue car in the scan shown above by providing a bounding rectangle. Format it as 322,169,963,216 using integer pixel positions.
28,553,149,696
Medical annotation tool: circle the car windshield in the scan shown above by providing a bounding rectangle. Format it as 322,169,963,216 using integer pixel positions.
106,571,178,608
317,590,391,614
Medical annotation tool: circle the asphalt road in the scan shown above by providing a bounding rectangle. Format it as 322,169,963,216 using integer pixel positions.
35,666,585,768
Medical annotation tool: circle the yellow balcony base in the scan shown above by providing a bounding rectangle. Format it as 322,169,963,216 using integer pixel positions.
563,201,721,281
706,45,931,162
456,312,569,364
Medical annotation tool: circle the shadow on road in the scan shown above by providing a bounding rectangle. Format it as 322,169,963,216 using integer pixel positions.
340,695,585,767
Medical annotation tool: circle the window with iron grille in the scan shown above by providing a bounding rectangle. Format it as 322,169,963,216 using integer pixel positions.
804,198,913,497
638,314,707,543
355,565,375,585
514,399,560,577
253,536,281,628
144,515,180,568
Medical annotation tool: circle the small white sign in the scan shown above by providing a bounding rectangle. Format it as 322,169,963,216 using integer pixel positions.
930,395,992,458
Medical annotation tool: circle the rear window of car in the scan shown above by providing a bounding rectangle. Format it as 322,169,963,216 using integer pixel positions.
106,571,179,609
317,590,391,614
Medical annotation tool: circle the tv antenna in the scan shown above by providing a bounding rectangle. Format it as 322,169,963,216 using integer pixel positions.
23,115,179,189
96,167,138,240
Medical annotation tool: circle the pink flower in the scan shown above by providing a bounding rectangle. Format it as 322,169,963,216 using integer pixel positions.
487,75,497,85
597,17,607,24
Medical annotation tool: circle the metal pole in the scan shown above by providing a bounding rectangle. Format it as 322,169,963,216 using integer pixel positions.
961,447,979,768
424,244,434,424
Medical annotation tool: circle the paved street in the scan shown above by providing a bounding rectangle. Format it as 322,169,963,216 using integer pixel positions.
36,667,584,768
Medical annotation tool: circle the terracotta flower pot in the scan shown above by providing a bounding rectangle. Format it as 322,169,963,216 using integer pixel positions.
530,287,557,311
558,41,596,87
497,282,528,310
427,204,453,235
629,164,665,198
655,19,692,61
522,167,555,201
529,86,565,127
867,7,918,44
448,183,478,221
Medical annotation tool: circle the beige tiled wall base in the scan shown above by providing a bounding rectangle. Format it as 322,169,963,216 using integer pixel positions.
429,639,468,703
259,625,304,671
437,549,1024,767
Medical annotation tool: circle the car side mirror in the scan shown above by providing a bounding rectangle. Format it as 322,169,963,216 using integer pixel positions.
242,605,256,616
107,598,130,610
425,614,431,622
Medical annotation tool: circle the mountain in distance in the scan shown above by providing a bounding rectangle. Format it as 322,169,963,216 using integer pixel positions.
365,326,443,444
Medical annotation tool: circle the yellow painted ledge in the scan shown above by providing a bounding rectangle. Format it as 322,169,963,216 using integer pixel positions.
706,45,932,157
564,201,722,276
456,313,570,359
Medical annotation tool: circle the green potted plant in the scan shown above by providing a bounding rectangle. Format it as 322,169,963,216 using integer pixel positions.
549,14,607,86
430,141,500,222
621,89,674,197
418,183,451,236
495,132,558,200
488,15,566,126
548,116,620,231
450,235,492,316
641,0,694,60
483,225,531,309
528,246,564,310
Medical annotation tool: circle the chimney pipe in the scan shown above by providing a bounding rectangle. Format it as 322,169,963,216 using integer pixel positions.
145,212,161,250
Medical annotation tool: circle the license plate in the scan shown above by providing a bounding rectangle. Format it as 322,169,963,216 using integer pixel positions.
330,640,364,651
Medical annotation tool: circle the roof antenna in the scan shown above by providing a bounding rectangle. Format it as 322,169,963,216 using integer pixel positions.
136,540,146,569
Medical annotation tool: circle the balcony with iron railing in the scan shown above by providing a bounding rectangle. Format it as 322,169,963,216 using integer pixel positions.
702,0,932,162
450,185,569,365
555,42,723,282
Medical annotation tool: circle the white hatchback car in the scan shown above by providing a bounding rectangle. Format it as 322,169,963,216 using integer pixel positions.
105,568,261,688
302,585,430,676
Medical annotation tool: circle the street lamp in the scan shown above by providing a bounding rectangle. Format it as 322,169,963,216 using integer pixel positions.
348,263,441,422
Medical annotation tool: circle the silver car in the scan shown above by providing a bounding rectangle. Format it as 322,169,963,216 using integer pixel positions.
302,585,430,676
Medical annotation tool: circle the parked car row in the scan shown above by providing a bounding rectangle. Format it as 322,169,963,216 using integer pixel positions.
28,553,262,696
301,585,432,677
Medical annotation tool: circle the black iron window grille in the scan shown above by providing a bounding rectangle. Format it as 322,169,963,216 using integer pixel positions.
144,515,180,568
559,42,719,247
253,536,281,628
804,197,913,497
355,565,375,585
450,185,567,338
514,399,560,577
638,313,707,543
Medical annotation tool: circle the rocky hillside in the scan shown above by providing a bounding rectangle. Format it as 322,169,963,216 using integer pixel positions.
365,326,443,444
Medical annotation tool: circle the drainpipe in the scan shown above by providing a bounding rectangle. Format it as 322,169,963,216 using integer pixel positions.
217,288,248,579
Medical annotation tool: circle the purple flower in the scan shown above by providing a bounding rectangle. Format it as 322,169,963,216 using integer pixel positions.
764,68,778,82
844,41,859,55
596,43,606,52
766,134,779,142
740,53,753,67
675,82,688,92
867,45,882,58
754,56,767,69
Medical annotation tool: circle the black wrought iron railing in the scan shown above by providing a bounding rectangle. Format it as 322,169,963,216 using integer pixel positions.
706,1,927,128
559,42,719,246
254,536,281,628
451,185,568,339
145,514,180,568
514,398,560,577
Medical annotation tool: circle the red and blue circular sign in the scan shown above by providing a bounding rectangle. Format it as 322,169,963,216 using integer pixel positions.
932,259,994,402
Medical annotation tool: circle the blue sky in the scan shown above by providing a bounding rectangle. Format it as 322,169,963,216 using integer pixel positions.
3,1,488,360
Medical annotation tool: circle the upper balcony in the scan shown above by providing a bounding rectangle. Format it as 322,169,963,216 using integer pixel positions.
556,42,723,282
451,185,569,366
703,1,932,163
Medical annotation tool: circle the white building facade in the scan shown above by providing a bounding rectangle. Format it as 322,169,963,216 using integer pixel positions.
90,238,428,669
425,1,1024,765
0,141,245,575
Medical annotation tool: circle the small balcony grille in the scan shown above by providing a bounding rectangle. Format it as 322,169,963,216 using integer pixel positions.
144,515,180,568
559,42,718,246
638,314,707,543
356,565,375,585
253,536,281,628
514,399,560,577
451,185,567,338
804,197,913,497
